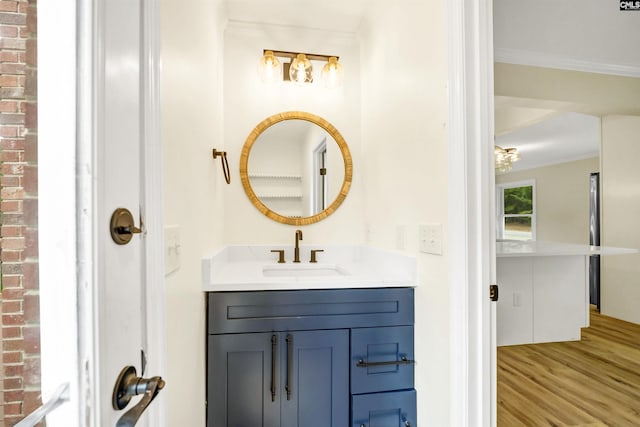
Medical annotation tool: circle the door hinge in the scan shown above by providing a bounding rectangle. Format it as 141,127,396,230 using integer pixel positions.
319,167,326,176
490,284,499,302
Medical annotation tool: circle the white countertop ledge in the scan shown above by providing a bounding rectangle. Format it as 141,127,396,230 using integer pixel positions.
202,245,417,291
497,240,639,257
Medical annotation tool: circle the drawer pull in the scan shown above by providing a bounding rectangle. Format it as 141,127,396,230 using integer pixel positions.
285,334,293,400
356,356,415,368
271,335,277,402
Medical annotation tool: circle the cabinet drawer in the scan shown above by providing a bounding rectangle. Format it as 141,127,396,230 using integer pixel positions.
351,326,414,394
208,288,414,334
352,389,416,427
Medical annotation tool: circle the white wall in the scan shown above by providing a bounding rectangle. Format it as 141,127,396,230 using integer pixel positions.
360,1,449,425
222,22,365,245
494,0,640,75
161,0,225,425
601,115,640,324
496,157,599,244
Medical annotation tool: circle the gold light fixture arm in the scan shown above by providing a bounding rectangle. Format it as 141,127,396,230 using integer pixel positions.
264,49,339,62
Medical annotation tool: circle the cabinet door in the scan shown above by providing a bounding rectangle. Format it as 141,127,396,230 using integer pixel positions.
208,333,280,427
352,390,417,427
281,329,349,427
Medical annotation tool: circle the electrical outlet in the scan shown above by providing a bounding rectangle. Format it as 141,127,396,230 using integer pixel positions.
419,223,443,255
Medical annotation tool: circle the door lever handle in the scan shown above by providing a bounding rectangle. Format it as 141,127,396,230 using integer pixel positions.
110,208,144,245
112,366,165,427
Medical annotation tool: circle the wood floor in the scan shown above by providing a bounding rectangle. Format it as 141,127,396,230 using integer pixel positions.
498,307,640,426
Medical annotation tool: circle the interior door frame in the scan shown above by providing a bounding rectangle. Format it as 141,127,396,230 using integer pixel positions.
67,0,493,425
75,0,166,425
447,0,496,426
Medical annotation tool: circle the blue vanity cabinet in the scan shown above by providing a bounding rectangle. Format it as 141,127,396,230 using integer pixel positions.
207,288,415,427
209,329,348,427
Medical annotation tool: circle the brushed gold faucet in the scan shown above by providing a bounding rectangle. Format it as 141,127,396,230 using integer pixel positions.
293,229,303,263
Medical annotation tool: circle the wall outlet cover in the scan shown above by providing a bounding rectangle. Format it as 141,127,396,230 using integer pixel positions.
419,223,443,255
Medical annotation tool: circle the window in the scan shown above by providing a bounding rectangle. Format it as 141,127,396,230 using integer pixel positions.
497,181,536,241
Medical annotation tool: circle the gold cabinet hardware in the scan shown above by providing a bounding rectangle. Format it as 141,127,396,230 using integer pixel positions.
110,208,143,245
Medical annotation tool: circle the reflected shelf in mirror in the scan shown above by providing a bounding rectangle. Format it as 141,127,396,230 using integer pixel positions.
258,195,303,199
248,173,302,179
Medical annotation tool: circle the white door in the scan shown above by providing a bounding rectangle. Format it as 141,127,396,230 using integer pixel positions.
77,0,165,425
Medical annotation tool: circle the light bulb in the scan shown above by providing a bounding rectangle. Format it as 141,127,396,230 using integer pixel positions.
289,54,313,84
321,57,344,89
257,51,280,84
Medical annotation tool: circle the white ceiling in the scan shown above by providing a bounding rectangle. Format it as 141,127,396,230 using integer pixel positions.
495,112,600,173
494,0,640,73
224,0,370,33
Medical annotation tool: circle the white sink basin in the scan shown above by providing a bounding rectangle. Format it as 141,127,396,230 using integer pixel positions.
262,264,349,277
202,245,417,291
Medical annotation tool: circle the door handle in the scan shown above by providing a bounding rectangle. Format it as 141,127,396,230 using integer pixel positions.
112,366,165,427
110,208,144,245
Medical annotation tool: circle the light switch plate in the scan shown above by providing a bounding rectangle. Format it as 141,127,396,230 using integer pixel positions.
419,223,443,255
164,225,181,275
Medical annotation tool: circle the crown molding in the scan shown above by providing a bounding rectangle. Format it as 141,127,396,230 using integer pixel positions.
495,48,640,78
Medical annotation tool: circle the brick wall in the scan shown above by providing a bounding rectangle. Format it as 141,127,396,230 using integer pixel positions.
0,0,41,425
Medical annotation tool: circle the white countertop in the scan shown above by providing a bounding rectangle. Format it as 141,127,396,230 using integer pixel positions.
497,240,638,257
202,245,417,291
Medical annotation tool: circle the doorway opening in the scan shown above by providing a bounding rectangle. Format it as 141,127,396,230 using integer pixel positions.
312,139,327,214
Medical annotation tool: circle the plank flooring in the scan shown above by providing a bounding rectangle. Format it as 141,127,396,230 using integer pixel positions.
498,307,640,426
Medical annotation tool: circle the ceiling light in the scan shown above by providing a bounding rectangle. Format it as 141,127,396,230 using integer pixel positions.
495,146,521,173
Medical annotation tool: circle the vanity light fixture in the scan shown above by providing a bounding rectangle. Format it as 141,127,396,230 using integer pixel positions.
258,50,343,87
494,146,521,173
257,50,281,84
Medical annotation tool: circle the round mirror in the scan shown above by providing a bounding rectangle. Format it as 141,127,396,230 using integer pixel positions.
240,111,353,225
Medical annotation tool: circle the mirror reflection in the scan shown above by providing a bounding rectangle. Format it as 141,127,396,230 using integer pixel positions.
240,111,352,225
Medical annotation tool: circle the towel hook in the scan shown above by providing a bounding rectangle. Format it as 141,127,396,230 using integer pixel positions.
212,148,231,184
